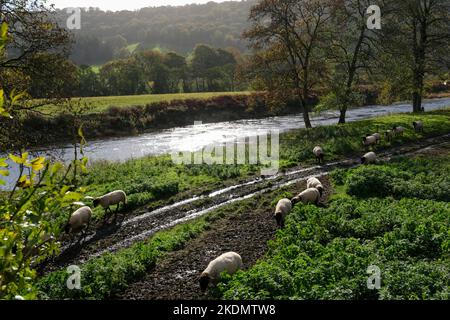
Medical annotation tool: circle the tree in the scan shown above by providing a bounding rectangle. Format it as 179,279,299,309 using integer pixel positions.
0,0,70,70
244,0,331,128
324,0,377,124
383,0,450,112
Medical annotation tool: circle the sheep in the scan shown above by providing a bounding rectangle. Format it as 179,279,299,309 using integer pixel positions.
273,198,292,227
199,252,243,292
93,190,127,223
307,177,324,196
371,133,381,144
291,188,321,206
64,206,92,242
392,126,405,136
361,152,377,165
363,135,377,147
413,121,424,133
313,146,325,164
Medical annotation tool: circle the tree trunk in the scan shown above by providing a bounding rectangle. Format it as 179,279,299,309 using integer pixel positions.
412,72,424,113
338,108,346,124
300,98,312,129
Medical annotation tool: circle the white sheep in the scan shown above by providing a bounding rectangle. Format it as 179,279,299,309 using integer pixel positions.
392,126,405,136
363,135,377,147
372,133,381,144
413,121,424,132
292,188,321,206
64,206,92,242
361,152,377,165
274,198,292,227
307,177,324,196
93,190,127,222
313,146,325,164
199,252,243,292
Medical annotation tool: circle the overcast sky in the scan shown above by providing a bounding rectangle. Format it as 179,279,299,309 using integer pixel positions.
48,0,238,11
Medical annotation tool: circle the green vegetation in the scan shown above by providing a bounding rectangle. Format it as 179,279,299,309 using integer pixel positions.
37,216,211,299
217,154,450,300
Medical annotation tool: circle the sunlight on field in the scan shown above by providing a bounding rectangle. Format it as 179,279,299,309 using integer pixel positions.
38,91,251,115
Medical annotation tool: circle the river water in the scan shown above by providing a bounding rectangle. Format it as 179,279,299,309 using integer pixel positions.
2,98,450,189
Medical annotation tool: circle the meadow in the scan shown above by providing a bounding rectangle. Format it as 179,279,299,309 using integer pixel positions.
37,91,251,115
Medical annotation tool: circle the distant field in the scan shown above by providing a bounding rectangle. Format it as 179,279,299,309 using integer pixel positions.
37,91,251,115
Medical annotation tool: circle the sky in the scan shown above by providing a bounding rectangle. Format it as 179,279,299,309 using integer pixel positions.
48,0,238,11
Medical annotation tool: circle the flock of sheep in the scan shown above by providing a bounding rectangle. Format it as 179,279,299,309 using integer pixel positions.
63,120,425,293
198,120,425,293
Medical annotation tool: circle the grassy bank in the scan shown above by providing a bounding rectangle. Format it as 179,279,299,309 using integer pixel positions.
35,110,450,299
217,152,450,300
38,91,252,115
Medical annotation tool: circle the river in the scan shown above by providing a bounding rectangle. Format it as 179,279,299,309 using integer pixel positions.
2,98,450,189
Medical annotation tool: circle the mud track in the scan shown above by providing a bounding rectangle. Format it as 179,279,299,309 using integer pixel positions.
40,134,450,276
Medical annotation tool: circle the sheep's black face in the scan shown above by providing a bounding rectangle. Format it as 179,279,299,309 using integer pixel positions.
361,157,366,164
93,199,100,207
199,274,210,293
318,187,324,197
64,223,71,234
274,213,283,227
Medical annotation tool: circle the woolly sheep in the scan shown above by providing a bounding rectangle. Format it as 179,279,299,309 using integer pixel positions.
93,190,127,222
274,198,292,227
413,121,424,132
199,252,243,292
363,135,377,147
292,188,321,206
392,126,405,136
361,152,377,165
307,177,324,196
372,133,381,144
64,206,92,236
313,146,325,164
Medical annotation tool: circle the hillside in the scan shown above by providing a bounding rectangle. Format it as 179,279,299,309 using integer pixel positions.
58,0,256,65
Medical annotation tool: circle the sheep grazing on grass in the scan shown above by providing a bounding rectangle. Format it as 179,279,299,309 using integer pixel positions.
392,126,405,136
292,188,321,206
274,198,292,227
64,206,92,242
199,252,243,292
361,152,377,165
93,190,127,223
413,121,424,133
313,146,325,164
363,135,377,147
307,177,324,196
371,133,381,144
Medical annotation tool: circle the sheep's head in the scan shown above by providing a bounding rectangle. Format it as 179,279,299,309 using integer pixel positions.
361,157,366,164
64,223,71,234
291,195,301,205
93,198,100,207
274,212,283,227
199,273,210,293
317,186,324,197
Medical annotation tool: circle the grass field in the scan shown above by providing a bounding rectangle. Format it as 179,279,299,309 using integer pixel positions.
37,91,251,115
